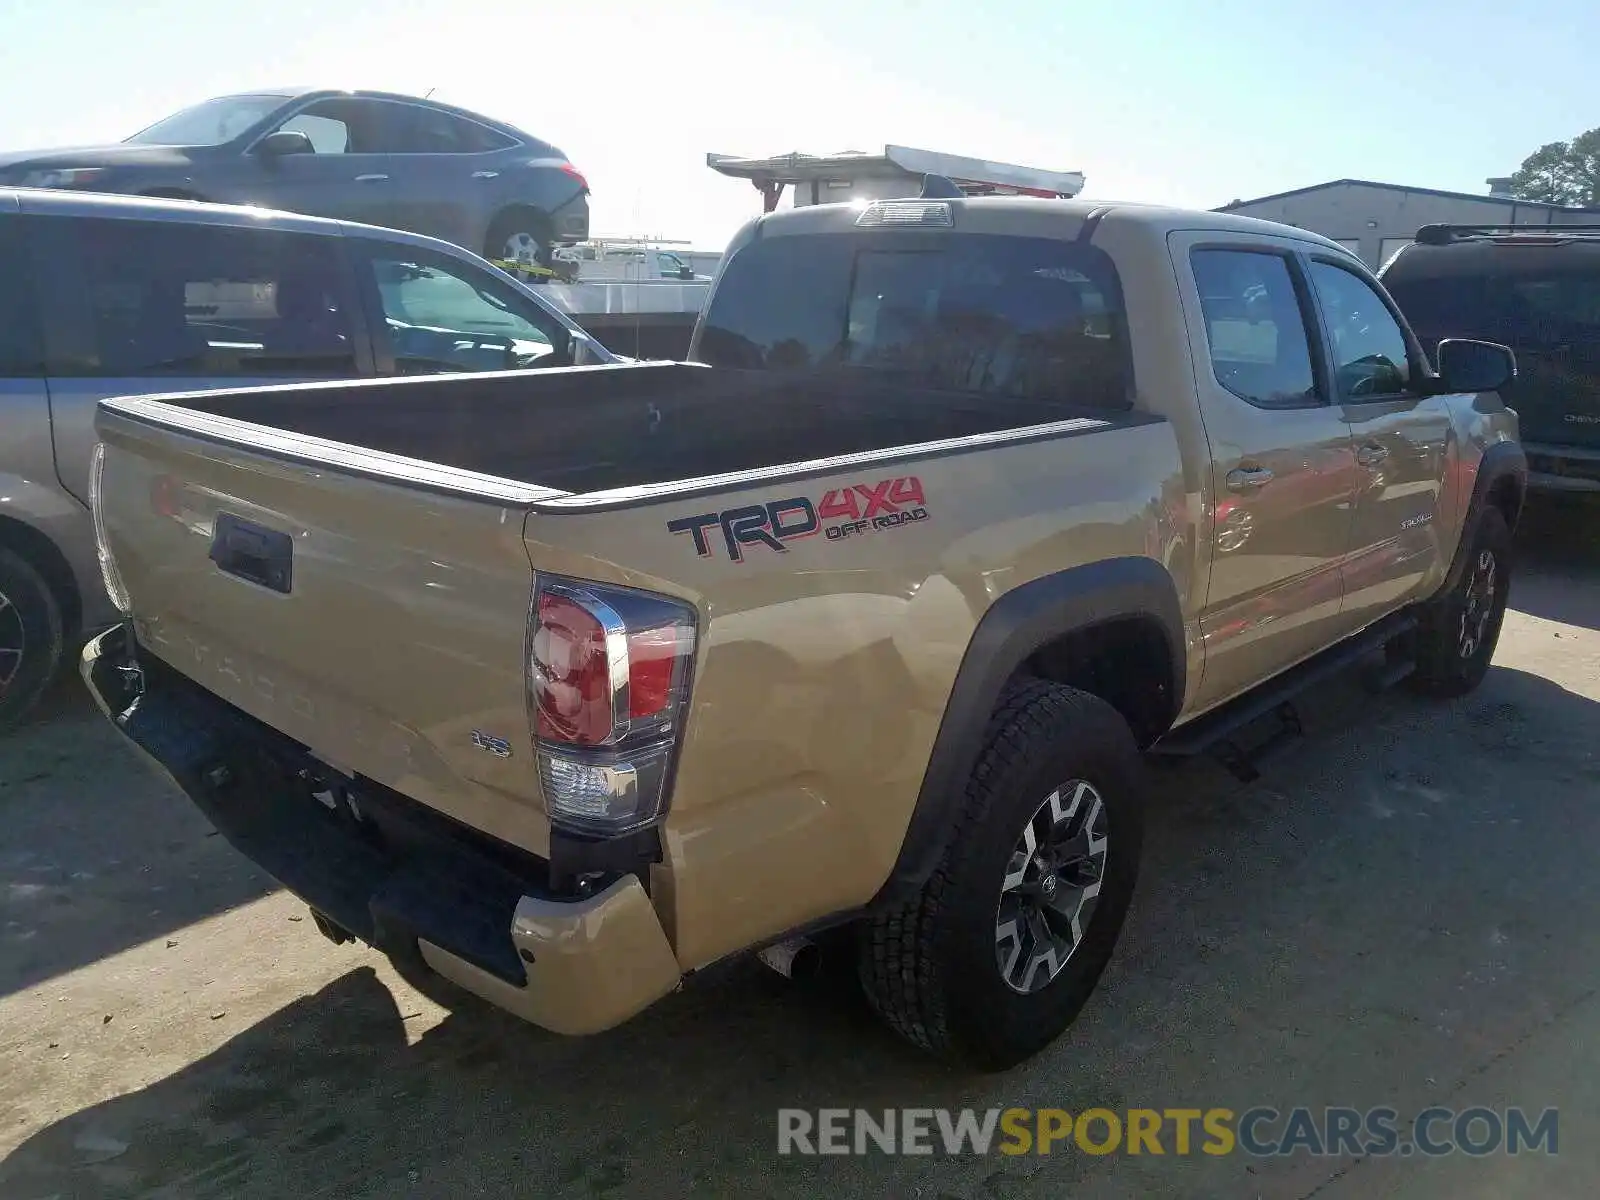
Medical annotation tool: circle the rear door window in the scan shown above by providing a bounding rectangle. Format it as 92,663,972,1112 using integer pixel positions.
1190,248,1321,409
387,105,515,154
37,217,361,377
695,231,1131,410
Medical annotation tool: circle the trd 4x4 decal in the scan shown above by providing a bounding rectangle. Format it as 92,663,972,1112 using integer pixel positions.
668,475,930,562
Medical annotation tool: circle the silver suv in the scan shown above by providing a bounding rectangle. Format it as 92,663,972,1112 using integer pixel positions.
0,187,614,727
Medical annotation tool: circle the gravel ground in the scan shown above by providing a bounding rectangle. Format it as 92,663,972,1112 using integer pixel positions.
2,499,1598,1200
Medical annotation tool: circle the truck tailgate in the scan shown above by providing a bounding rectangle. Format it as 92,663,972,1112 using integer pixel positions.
94,402,553,858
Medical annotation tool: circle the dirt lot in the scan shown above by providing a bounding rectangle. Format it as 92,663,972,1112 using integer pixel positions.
3,500,1598,1200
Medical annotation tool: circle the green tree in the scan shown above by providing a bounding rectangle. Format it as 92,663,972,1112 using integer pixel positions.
1508,130,1600,206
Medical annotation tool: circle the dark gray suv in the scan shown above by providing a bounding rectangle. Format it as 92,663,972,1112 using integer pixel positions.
0,89,590,267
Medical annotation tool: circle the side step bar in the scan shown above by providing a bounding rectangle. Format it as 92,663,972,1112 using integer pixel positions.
1152,611,1418,781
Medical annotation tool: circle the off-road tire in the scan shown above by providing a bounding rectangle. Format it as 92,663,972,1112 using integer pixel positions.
0,547,65,732
858,680,1145,1070
1404,507,1512,699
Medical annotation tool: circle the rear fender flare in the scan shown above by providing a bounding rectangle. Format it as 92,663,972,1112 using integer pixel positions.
874,556,1185,906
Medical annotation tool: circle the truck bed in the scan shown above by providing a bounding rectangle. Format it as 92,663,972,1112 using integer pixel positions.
132,362,1130,501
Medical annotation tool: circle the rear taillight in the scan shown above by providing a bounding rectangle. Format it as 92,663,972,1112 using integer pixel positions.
528,576,695,835
559,162,589,192
89,444,132,614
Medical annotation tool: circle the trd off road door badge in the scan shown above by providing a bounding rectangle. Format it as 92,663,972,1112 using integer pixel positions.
667,475,930,563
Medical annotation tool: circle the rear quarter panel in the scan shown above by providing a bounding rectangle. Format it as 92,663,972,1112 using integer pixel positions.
527,419,1188,970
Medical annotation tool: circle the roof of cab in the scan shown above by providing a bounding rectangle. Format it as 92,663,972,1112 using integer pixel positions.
750,195,1355,255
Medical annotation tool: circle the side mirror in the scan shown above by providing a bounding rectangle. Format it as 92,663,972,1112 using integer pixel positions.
255,130,314,159
1435,338,1516,393
677,265,694,280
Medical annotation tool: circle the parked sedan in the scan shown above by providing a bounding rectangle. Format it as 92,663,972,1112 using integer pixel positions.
0,89,589,266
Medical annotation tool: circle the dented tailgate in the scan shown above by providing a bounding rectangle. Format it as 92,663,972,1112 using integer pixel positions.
93,400,554,859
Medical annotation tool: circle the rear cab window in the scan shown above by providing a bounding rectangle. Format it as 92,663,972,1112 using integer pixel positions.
1383,241,1600,360
694,229,1133,412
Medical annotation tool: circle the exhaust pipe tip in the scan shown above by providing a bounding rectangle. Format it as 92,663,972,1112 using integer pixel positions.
757,937,822,981
309,909,354,946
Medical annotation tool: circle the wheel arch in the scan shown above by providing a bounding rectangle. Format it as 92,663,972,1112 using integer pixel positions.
483,204,553,258
1439,440,1527,602
0,513,81,634
874,556,1184,907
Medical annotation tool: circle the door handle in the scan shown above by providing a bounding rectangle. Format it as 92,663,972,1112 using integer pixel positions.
353,173,390,183
471,170,500,179
1357,443,1390,467
1225,467,1274,492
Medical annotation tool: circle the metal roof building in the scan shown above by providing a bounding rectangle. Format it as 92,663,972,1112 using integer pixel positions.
1217,178,1600,270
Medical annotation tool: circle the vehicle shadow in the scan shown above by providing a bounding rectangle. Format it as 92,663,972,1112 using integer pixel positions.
6,662,1600,1200
0,672,277,1000
1508,496,1600,631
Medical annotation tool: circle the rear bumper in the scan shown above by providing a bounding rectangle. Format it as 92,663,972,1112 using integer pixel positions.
81,625,680,1035
551,190,589,243
1524,442,1600,494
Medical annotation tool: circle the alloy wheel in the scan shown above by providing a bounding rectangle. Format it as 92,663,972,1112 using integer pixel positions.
501,231,543,268
995,780,1109,994
0,587,23,696
1458,548,1497,660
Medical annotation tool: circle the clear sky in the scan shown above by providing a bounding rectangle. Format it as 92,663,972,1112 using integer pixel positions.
0,0,1592,249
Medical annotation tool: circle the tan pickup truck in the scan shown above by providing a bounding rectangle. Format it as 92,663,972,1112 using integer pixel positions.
82,193,1526,1070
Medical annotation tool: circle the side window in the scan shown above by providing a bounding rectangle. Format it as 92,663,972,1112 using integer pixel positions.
354,102,511,155
457,119,516,154
0,214,43,377
397,107,514,154
41,219,358,378
1501,274,1600,340
1308,259,1412,400
373,103,456,153
277,107,351,154
361,245,567,373
283,99,389,154
1190,249,1321,409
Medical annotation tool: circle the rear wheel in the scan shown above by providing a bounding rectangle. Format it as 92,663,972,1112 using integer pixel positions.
485,210,553,276
1404,507,1512,698
0,547,65,731
857,681,1144,1070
